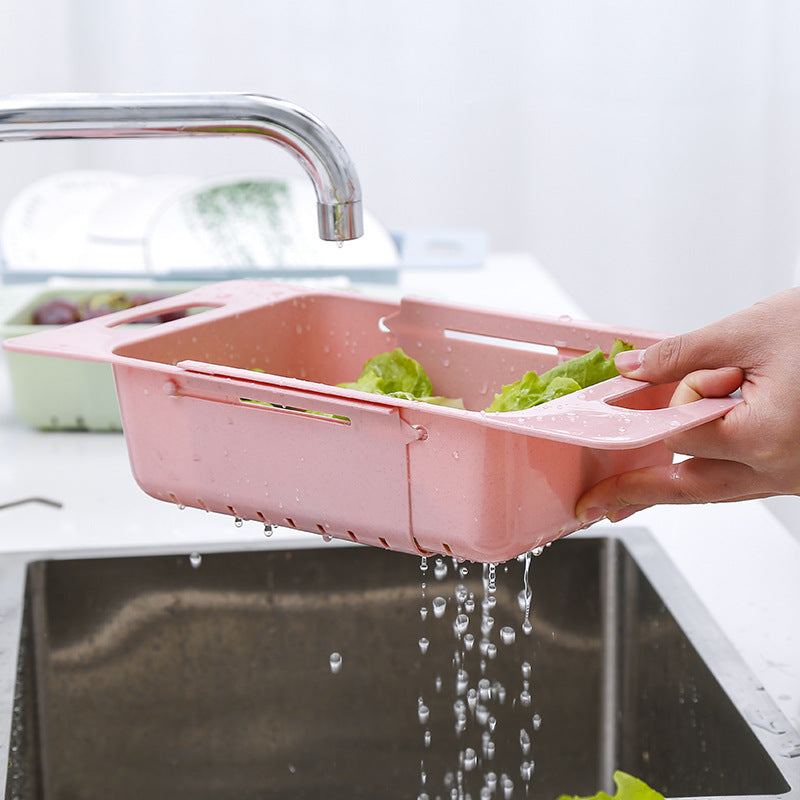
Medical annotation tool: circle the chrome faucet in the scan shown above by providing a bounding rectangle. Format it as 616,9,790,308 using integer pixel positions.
0,92,363,241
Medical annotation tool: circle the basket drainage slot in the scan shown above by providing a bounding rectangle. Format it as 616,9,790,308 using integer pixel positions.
412,537,433,556
285,518,297,528
441,542,454,556
226,505,236,516
255,511,266,522
346,530,359,543
316,524,326,534
378,537,390,549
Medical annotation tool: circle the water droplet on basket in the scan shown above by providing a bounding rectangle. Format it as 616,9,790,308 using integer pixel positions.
234,517,243,528
264,524,274,537
189,552,202,569
532,546,544,556
329,652,343,674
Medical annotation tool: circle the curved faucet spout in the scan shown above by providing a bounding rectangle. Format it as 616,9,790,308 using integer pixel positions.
0,92,363,241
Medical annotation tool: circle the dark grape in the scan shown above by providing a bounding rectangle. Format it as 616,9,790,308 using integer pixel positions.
32,298,81,325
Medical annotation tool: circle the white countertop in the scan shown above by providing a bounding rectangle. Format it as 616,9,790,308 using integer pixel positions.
1,253,799,740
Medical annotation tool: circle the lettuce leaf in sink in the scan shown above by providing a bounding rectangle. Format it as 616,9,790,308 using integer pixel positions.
339,348,464,408
556,770,664,800
487,338,633,412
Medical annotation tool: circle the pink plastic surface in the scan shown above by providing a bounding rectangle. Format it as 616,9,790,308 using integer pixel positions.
4,280,740,562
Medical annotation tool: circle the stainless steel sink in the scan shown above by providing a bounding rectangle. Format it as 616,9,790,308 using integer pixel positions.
0,530,797,799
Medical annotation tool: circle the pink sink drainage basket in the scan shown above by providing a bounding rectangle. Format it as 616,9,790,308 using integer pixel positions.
3,280,738,563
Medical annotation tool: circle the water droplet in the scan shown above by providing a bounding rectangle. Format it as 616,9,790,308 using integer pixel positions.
519,728,531,755
435,675,443,693
531,546,544,556
420,556,429,573
463,748,477,771
234,517,244,528
520,760,534,781
419,637,430,654
521,661,532,680
455,584,468,604
480,616,495,636
424,729,432,748
478,678,492,702
189,552,202,569
520,690,532,707
502,774,515,799
434,557,447,580
500,626,516,645
463,633,475,651
485,772,498,791
464,596,475,614
263,524,274,537
532,713,542,730
322,533,332,543
433,597,447,618
456,668,469,695
467,688,478,711
486,642,497,659
420,606,428,621
522,619,533,636
453,614,469,636
418,704,430,724
329,652,343,674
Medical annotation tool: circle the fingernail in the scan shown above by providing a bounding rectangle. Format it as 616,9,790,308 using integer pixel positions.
607,507,639,523
578,507,606,525
614,349,643,374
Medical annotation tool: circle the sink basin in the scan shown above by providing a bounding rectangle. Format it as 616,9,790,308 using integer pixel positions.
0,531,797,799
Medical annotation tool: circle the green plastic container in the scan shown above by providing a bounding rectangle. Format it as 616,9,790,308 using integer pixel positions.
1,284,197,431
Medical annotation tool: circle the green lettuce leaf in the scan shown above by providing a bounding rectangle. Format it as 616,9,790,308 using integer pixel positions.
557,770,664,800
487,339,633,412
339,348,433,397
339,348,465,408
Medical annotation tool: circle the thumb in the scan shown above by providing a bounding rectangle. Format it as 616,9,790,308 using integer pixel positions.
614,325,750,384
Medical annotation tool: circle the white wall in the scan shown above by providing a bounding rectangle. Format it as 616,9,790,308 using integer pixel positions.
1,0,799,333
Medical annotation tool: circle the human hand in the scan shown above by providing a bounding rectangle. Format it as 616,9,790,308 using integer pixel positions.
575,287,800,525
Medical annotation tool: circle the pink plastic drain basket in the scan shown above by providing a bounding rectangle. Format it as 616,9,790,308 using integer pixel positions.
4,280,738,562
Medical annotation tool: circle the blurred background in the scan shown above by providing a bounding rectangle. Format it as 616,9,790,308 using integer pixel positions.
1,0,800,333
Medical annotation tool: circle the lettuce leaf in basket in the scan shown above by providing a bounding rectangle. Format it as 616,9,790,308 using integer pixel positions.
556,770,664,800
339,348,464,408
487,339,633,412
